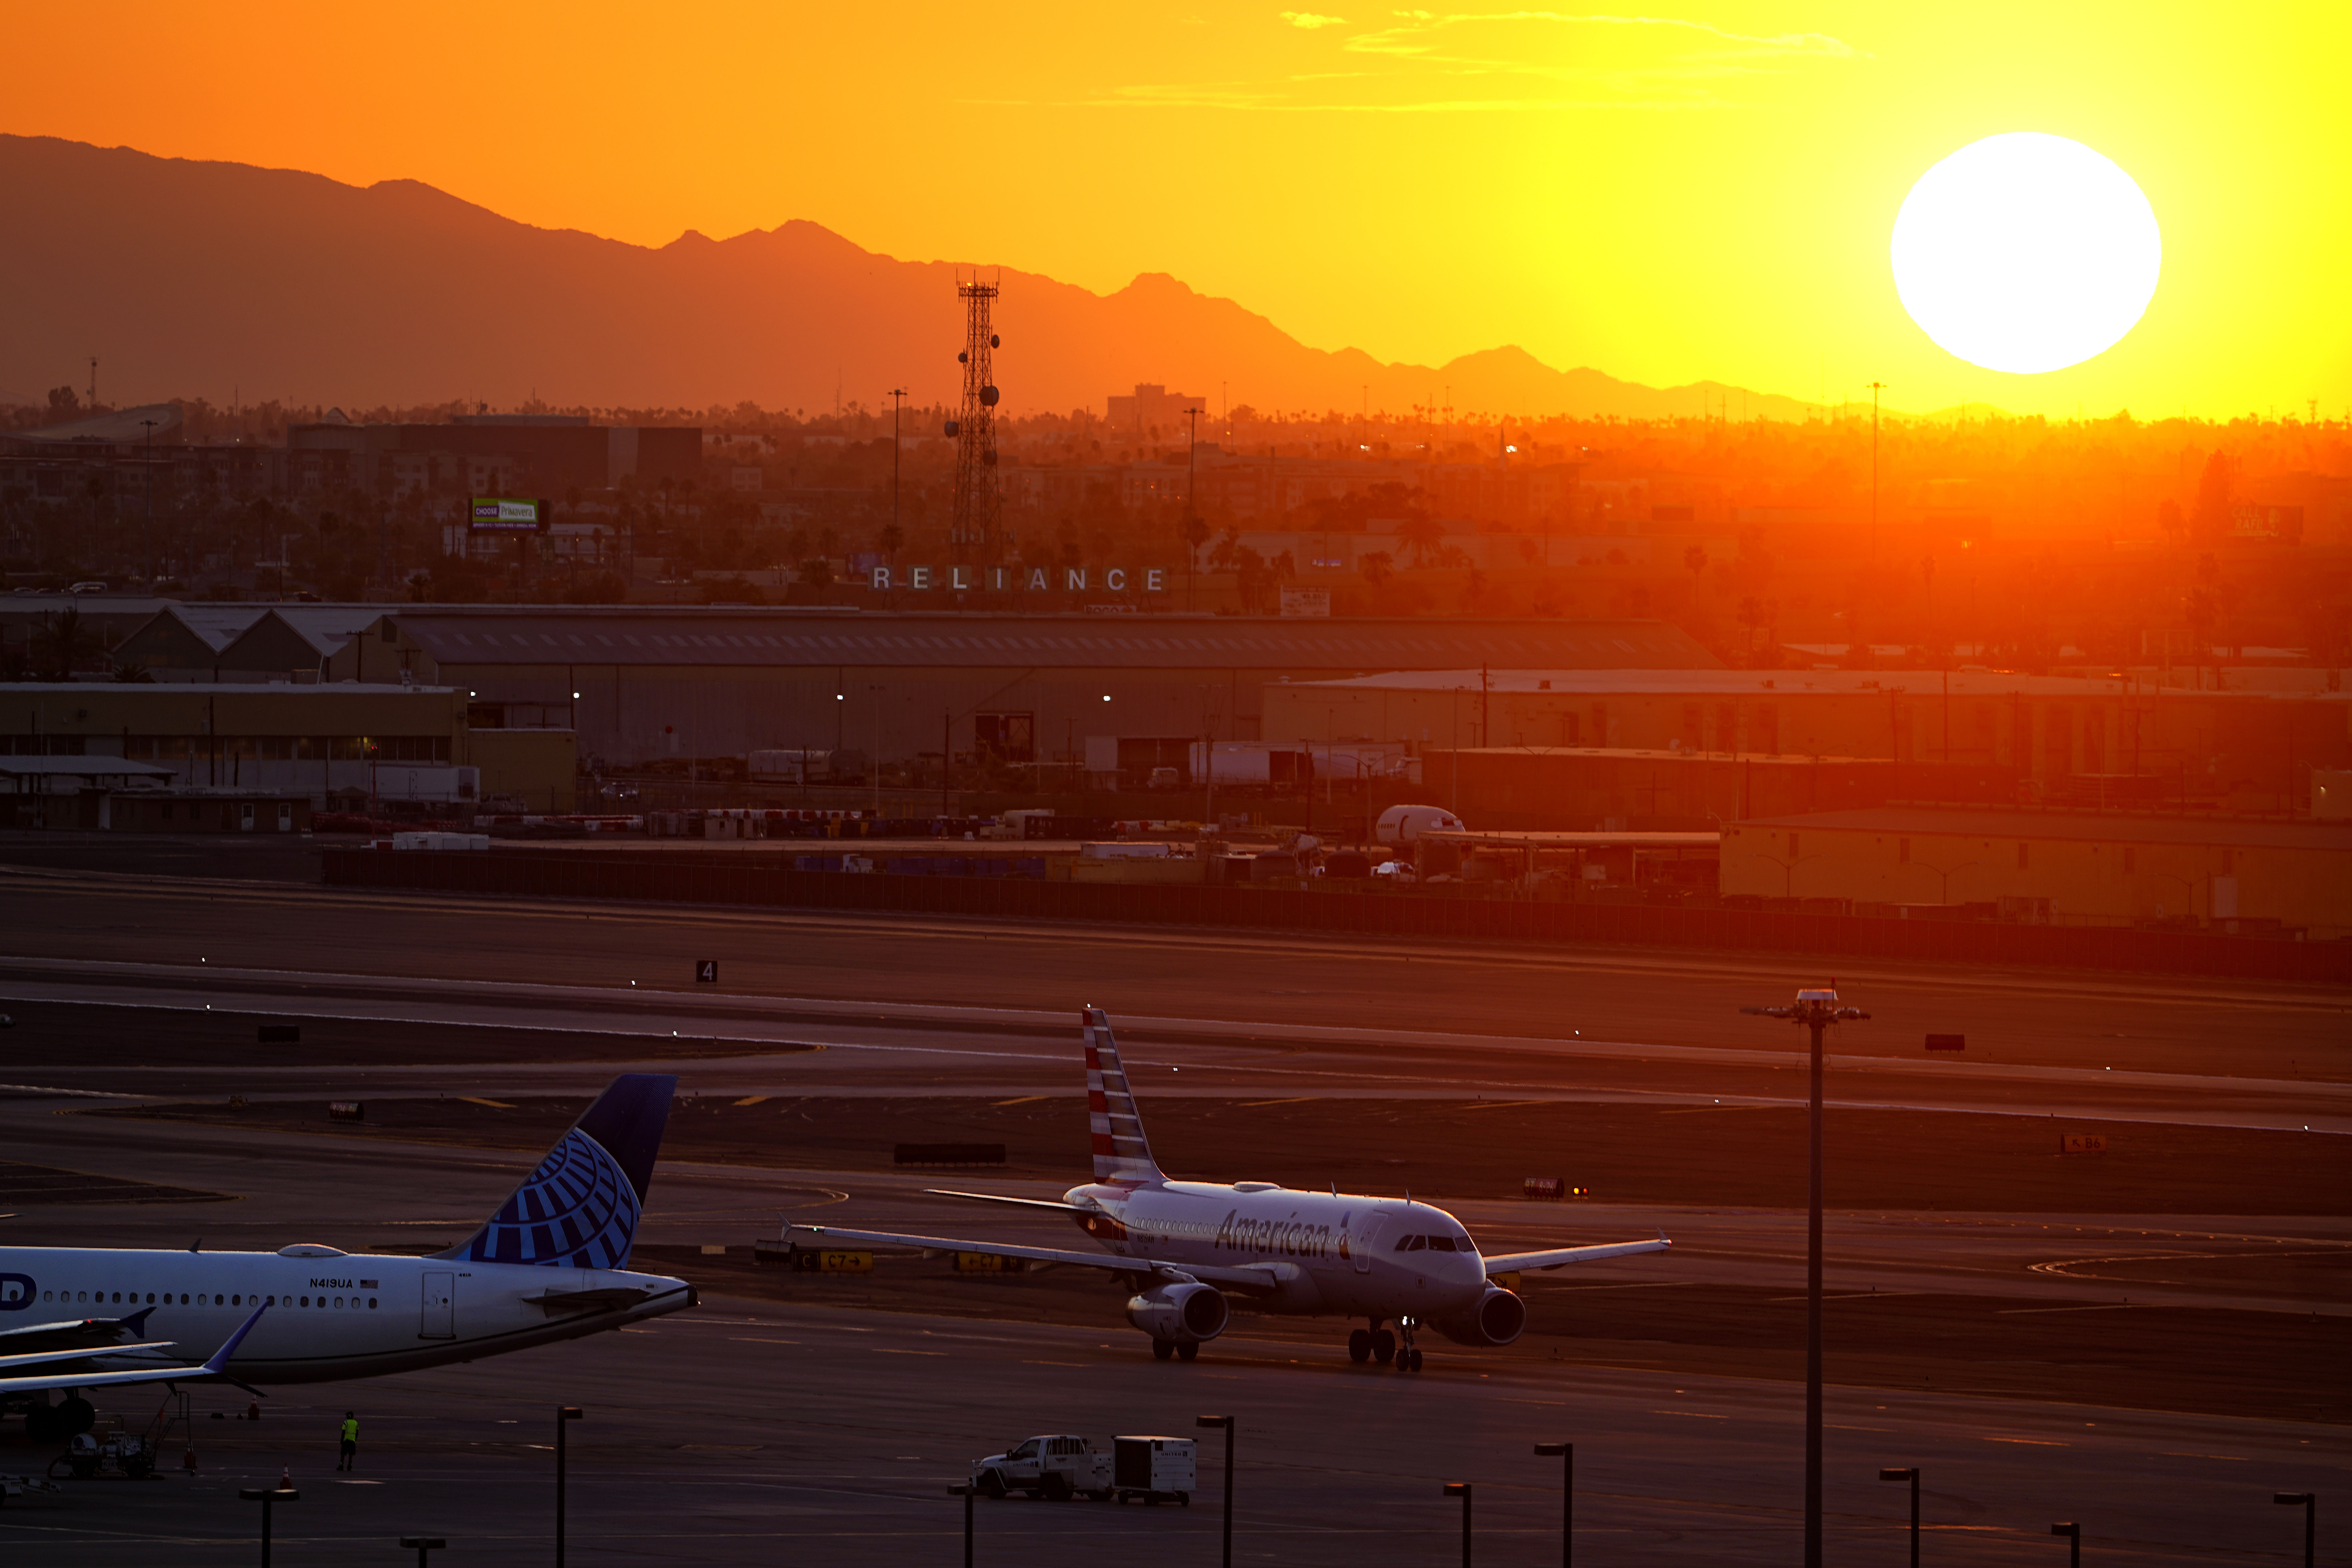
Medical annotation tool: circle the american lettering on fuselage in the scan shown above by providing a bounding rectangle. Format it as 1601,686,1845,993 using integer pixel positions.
794,1008,1671,1370
0,1075,698,1446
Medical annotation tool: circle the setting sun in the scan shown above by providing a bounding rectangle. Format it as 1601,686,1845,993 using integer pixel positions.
1889,132,2162,376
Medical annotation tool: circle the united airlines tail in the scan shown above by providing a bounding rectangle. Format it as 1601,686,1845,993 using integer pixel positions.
439,1074,678,1268
1084,1008,1163,1183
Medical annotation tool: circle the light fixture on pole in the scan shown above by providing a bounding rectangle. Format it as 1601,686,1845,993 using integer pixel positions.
1741,986,1869,1568
556,1405,584,1568
238,1484,298,1568
1442,1482,1473,1568
2274,1492,2315,1568
399,1537,448,1567
1533,1443,1573,1568
1197,1415,1236,1568
1880,1467,1921,1568
2051,1521,2081,1567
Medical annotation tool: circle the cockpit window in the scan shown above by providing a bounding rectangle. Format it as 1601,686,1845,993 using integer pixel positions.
1395,1234,1424,1252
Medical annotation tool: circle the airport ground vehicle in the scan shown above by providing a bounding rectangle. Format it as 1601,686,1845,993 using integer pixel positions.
795,1011,1668,1368
969,1434,1195,1505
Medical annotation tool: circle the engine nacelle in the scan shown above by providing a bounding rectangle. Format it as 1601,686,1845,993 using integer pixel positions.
1431,1285,1527,1347
1124,1282,1230,1343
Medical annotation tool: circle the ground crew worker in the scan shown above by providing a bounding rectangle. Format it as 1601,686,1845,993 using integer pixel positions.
337,1411,358,1471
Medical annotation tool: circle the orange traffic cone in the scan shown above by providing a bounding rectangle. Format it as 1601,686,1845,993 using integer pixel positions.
183,1446,197,1472
279,1464,293,1489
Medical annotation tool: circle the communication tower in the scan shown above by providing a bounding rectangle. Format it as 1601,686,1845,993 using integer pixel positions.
948,271,1003,560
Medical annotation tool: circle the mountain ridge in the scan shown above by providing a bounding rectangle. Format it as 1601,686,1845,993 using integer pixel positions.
0,133,1821,423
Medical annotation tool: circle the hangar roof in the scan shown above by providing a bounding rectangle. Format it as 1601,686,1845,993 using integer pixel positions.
378,612,1720,672
1729,807,2352,851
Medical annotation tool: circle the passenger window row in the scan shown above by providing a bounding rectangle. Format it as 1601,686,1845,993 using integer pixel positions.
41,1289,381,1310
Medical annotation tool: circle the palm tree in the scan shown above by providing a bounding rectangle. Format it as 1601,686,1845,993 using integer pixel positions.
36,603,101,681
1396,515,1446,567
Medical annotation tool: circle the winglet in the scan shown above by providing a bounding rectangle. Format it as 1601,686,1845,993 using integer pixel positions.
199,1301,269,1376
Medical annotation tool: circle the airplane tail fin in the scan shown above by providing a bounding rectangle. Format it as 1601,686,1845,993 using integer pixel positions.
438,1074,677,1269
1083,1008,1163,1183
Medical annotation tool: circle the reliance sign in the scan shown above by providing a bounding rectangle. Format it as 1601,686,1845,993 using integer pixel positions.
870,565,1169,593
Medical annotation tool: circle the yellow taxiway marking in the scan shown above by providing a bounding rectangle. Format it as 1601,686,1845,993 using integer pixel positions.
454,1096,515,1109
1986,1437,2069,1446
993,1095,1049,1106
732,1095,771,1107
1237,1097,1316,1107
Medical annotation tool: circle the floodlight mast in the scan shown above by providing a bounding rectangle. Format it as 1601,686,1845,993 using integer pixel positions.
1740,987,1869,1568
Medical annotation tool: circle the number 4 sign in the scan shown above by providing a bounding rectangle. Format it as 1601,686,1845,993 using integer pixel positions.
695,960,719,984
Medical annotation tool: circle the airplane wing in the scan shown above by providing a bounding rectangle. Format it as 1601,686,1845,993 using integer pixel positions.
923,1189,1095,1214
0,1301,267,1397
1481,1237,1673,1275
0,1341,178,1374
788,1223,1281,1294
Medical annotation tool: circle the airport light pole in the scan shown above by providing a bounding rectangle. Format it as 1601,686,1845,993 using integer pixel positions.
2274,1492,2316,1568
1533,1443,1573,1568
1740,987,1868,1568
946,1483,975,1568
1197,1414,1236,1568
238,1484,297,1567
399,1536,447,1567
556,1405,583,1568
2051,1521,2080,1567
1442,1481,1473,1568
1880,1467,1920,1567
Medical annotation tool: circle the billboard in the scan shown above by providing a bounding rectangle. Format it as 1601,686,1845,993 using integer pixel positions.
469,497,548,533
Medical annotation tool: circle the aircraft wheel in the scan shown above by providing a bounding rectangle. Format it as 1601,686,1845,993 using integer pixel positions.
57,1397,95,1436
1152,1338,1176,1362
1372,1329,1396,1363
1407,1348,1424,1372
25,1407,59,1444
1176,1341,1199,1362
1347,1329,1372,1363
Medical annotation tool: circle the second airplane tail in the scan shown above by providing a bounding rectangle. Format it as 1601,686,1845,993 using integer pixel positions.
1084,1008,1163,1183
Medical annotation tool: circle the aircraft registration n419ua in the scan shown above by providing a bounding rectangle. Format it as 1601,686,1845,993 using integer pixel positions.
795,1008,1670,1370
0,1075,696,1443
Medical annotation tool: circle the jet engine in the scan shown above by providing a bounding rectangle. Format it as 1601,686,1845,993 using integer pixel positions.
1124,1282,1230,1343
1431,1284,1527,1347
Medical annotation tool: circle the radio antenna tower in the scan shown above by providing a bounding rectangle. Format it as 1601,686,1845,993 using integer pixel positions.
950,270,1003,561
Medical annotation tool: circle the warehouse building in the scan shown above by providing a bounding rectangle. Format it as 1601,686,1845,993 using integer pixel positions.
1720,807,2352,937
328,609,1717,769
0,683,571,812
1265,667,2352,813
1412,747,2021,830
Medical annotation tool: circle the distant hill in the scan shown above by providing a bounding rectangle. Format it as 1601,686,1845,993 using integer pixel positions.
0,134,1820,424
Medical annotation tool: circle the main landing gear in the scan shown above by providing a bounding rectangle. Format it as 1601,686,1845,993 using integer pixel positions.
1150,1338,1202,1362
1347,1319,1423,1371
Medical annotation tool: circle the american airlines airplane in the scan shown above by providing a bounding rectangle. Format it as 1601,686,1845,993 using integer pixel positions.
794,1010,1670,1370
0,1074,696,1443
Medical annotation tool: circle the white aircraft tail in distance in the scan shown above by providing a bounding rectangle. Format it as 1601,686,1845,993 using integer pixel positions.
794,1008,1670,1369
0,1073,698,1442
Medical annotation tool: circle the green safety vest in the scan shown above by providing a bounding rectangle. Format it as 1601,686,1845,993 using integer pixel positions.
341,1418,358,1442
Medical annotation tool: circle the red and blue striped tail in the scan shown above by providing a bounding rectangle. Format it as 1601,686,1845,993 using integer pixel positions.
1083,1008,1162,1184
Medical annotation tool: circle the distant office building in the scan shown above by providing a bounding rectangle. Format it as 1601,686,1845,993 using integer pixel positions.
1105,385,1204,436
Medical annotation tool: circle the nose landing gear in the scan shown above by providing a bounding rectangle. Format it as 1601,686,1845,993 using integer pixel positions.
1395,1317,1423,1371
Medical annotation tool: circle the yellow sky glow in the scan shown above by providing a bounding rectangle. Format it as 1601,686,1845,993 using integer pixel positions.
9,2,2346,418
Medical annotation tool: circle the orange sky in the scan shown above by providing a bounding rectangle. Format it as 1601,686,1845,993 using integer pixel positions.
11,3,2347,420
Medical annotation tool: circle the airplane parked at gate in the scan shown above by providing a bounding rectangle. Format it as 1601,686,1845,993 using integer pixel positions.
0,1075,696,1442
794,1010,1670,1369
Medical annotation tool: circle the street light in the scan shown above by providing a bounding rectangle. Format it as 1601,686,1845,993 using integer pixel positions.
946,1483,975,1568
1740,987,1869,1568
1197,1415,1236,1568
556,1405,584,1568
399,1537,447,1567
1533,1442,1573,1568
2274,1492,2315,1568
1879,1467,1920,1567
238,1485,298,1568
2051,1521,2080,1567
1441,1481,1473,1568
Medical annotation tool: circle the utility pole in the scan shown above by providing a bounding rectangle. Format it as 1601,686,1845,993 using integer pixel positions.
1186,406,1204,611
1867,382,1886,564
1740,986,1870,1568
139,416,157,583
891,386,907,549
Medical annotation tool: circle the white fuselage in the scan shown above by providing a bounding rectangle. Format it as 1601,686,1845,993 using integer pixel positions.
1064,1181,1490,1321
0,1247,693,1384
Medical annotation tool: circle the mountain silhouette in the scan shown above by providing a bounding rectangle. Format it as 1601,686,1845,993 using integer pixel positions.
0,134,1817,423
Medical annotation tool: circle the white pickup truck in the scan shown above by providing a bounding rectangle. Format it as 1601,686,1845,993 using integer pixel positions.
970,1434,1196,1505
